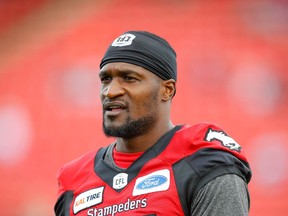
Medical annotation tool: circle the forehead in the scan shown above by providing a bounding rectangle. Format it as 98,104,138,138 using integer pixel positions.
99,62,157,78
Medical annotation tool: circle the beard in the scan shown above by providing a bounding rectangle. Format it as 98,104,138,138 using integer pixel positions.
103,113,157,139
102,85,160,139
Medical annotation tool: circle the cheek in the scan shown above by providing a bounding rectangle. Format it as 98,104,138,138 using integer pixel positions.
130,91,159,115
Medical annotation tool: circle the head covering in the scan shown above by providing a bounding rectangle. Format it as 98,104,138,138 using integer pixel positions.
99,30,177,81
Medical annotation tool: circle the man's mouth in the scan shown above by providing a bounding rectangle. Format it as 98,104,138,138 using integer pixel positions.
103,101,127,115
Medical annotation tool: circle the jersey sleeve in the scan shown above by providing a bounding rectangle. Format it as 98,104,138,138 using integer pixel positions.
191,174,250,216
54,166,74,216
189,122,252,188
54,150,99,215
171,123,252,215
188,146,251,197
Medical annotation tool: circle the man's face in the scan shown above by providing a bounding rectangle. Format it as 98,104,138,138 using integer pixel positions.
99,62,162,138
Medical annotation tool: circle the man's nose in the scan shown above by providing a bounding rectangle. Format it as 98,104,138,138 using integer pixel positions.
102,79,125,98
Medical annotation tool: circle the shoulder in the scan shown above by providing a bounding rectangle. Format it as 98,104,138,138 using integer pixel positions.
167,124,252,215
171,122,252,190
60,150,98,173
175,122,225,143
177,122,235,144
175,122,247,162
57,149,100,191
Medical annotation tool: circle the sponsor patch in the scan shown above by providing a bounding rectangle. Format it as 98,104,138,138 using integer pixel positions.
113,173,128,189
73,187,104,214
205,128,242,152
133,169,170,196
111,33,136,47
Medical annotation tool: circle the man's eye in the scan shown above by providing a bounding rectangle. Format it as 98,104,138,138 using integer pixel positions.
124,76,135,81
100,77,111,83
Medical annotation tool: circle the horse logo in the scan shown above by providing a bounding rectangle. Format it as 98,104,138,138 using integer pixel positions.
205,128,242,152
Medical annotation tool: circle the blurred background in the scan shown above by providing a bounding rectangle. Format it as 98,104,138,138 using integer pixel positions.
0,0,287,215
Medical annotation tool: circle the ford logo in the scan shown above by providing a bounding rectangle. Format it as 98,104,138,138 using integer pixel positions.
136,175,167,190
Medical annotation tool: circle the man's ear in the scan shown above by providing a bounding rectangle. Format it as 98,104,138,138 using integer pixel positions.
161,79,176,101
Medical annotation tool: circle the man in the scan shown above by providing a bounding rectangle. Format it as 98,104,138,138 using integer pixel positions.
54,31,252,216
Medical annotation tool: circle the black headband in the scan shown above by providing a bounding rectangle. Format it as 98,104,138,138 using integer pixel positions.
99,31,177,81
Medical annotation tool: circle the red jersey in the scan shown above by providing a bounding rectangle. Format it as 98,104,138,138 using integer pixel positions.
55,123,251,216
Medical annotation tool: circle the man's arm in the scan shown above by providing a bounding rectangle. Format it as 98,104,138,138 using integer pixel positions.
191,174,250,216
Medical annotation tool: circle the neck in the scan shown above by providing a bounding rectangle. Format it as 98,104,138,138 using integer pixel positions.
115,120,174,153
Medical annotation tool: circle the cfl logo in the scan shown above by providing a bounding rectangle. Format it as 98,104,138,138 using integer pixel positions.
112,33,136,47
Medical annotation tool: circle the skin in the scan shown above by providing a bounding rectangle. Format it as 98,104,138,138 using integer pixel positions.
99,62,176,153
